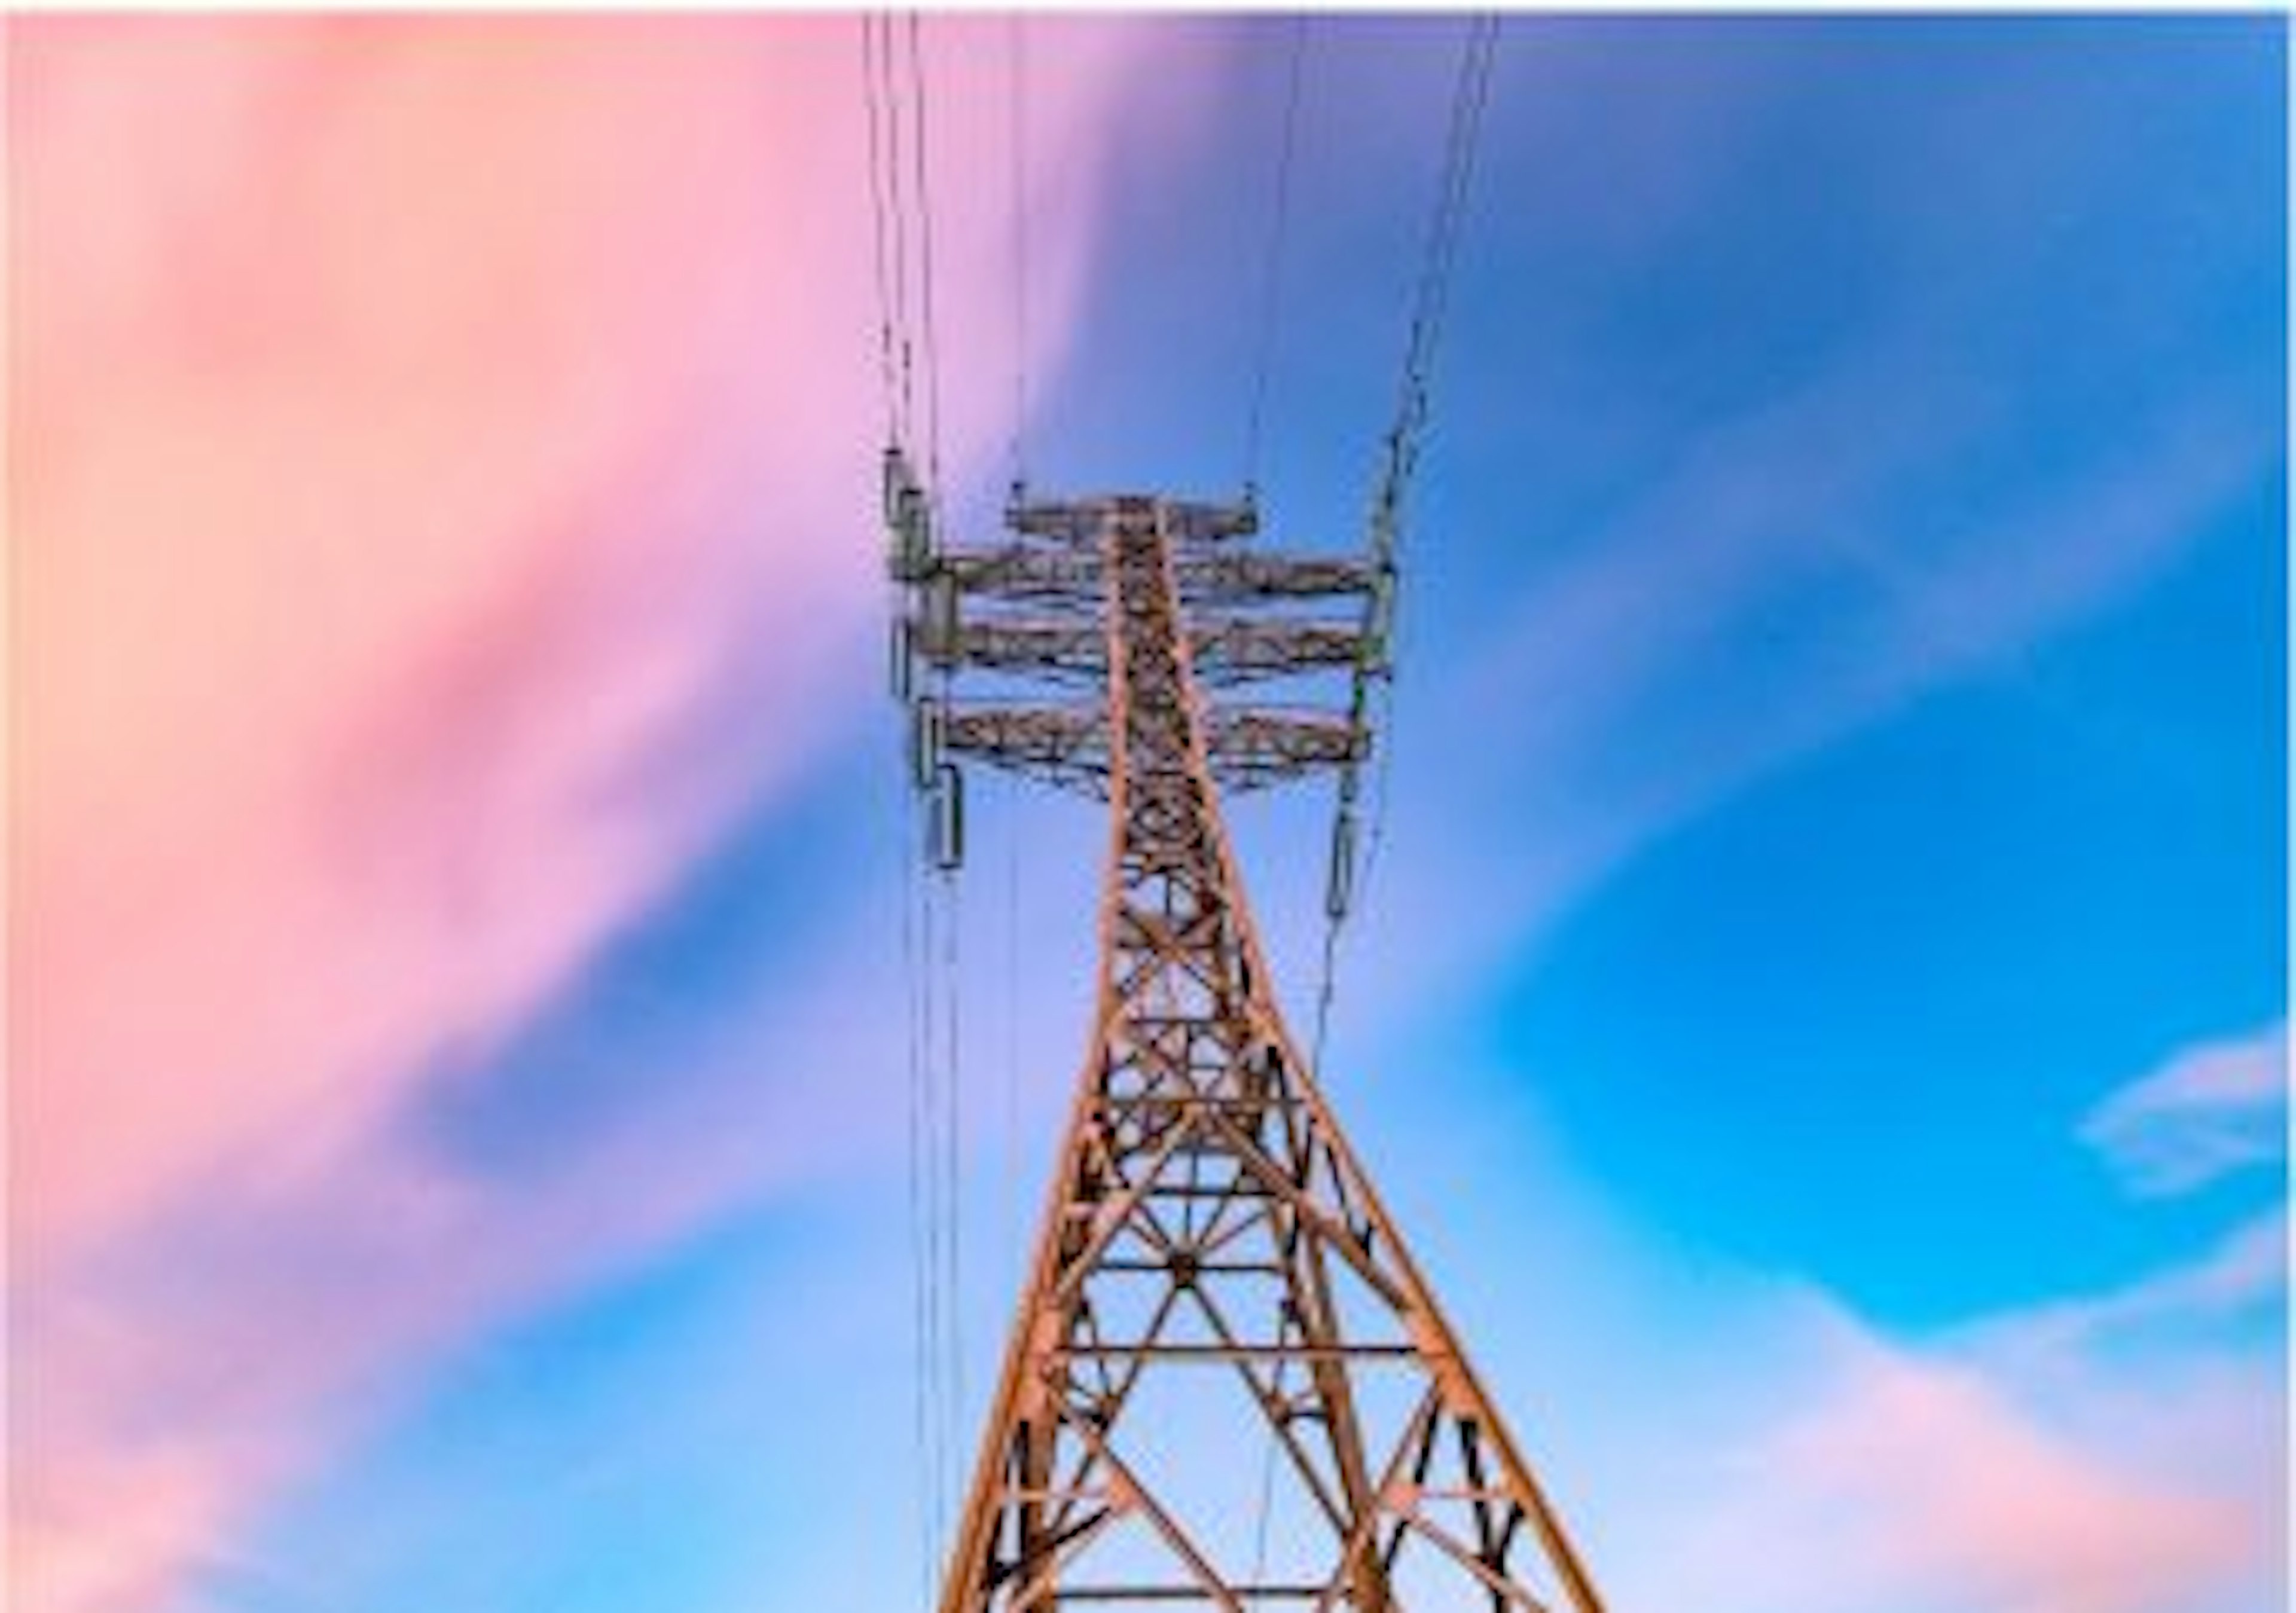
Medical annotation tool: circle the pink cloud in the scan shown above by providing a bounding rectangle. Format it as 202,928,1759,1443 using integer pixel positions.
2003,1206,2288,1357
1644,1270,2282,1613
1766,1321,2256,1613
2080,1024,2288,1197
17,13,881,1270
7,16,1188,1607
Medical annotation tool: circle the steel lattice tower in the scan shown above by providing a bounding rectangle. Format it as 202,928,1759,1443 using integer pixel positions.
889,478,1604,1611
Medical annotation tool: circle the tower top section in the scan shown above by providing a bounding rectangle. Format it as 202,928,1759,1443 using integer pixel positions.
884,453,1394,837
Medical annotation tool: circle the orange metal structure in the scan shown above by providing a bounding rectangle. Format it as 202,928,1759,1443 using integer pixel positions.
891,482,1604,1611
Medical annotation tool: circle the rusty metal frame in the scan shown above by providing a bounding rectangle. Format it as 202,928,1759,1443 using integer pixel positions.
905,494,1604,1611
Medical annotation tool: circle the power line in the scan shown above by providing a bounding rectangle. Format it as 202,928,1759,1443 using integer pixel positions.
939,847,967,1530
862,12,955,1595
1379,11,1500,546
1007,15,1031,492
1002,802,1022,1310
866,12,921,452
1241,17,1309,497
903,13,948,500
860,19,901,447
1311,14,1501,1068
893,25,964,1533
897,779,937,1609
918,835,943,1553
867,17,931,1598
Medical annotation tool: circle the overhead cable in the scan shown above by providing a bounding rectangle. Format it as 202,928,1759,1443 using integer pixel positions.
1241,17,1310,498
1007,16,1031,492
1314,14,1502,1068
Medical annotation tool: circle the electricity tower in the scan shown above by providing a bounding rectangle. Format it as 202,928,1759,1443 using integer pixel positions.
884,473,1606,1611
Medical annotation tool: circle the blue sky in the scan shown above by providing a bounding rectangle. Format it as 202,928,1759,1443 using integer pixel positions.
23,15,2279,1612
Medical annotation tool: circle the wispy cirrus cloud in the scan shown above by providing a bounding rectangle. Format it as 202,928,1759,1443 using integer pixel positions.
1628,1016,2289,1613
1307,27,2281,1036
1634,1216,2284,1613
7,16,1175,1608
1692,1305,2271,1613
1328,348,2279,1043
2080,1023,2288,1197
1976,1206,2286,1413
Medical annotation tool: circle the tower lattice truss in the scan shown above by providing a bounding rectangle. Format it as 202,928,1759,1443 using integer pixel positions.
890,482,1604,1612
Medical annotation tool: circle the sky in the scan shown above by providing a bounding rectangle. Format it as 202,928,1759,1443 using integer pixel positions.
5,13,2286,1613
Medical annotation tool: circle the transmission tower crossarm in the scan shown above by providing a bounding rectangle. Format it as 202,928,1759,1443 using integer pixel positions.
915,616,1367,686
929,701,1367,801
